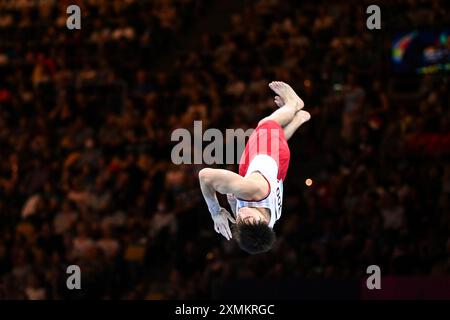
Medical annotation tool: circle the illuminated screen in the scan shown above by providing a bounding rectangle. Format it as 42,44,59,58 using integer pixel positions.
392,29,450,74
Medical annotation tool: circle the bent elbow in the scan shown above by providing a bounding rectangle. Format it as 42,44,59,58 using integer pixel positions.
199,168,213,184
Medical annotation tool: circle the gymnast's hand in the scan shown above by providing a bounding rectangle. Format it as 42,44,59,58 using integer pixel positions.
212,207,236,241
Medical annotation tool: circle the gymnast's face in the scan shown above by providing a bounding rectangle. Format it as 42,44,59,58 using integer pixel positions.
237,207,269,225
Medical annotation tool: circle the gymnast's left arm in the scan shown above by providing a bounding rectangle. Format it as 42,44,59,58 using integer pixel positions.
199,168,261,240
198,168,261,206
198,168,223,216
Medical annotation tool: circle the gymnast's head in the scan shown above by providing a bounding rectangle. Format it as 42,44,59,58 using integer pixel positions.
232,206,276,254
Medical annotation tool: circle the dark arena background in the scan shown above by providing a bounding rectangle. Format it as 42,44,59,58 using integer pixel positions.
0,0,449,304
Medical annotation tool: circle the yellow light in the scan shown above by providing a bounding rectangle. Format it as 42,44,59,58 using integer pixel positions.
305,178,313,187
304,79,311,87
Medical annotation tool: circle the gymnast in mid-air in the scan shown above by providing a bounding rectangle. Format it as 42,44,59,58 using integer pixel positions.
199,81,311,254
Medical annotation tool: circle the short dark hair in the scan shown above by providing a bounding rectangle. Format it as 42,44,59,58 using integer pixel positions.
232,221,276,254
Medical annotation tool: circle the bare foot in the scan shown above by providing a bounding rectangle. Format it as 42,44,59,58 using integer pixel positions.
295,110,311,125
269,81,304,111
274,95,284,107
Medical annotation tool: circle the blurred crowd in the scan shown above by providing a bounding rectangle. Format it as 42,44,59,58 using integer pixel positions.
0,0,449,299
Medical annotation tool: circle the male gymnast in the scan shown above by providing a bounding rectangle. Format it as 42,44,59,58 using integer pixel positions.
199,81,311,254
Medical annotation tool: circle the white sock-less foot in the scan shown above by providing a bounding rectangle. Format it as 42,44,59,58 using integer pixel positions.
269,81,304,111
274,95,284,108
296,110,311,125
